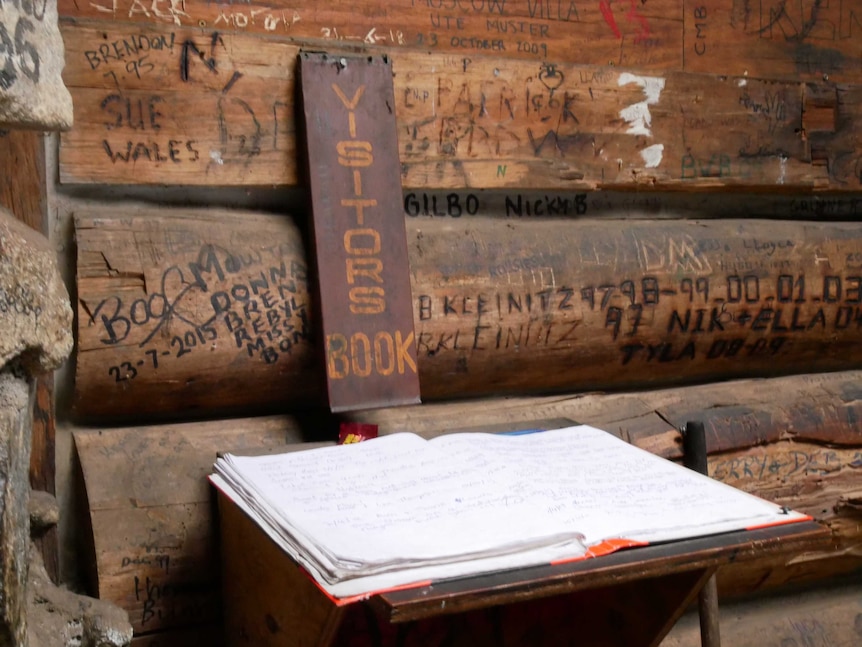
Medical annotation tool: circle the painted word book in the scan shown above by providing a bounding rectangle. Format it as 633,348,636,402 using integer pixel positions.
210,425,808,600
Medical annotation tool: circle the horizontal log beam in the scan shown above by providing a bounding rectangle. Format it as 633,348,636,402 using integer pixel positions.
75,207,862,420
57,0,862,84
59,22,862,190
74,415,305,634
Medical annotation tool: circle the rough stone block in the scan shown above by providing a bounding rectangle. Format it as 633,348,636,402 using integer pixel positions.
0,372,33,647
28,546,132,647
0,208,72,375
0,206,73,646
28,490,59,536
0,0,73,130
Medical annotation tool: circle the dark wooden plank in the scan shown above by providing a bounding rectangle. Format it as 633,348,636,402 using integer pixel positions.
0,130,46,231
30,377,58,581
682,1,862,83
58,0,685,75
300,52,420,412
218,489,346,647
375,522,830,622
555,569,711,647
659,404,782,454
341,569,713,647
789,381,862,445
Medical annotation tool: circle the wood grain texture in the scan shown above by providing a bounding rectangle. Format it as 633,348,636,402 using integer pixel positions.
219,490,347,647
0,130,47,231
58,22,862,190
76,208,862,419
74,208,318,419
73,415,304,635
74,371,862,637
56,1,862,84
30,377,58,582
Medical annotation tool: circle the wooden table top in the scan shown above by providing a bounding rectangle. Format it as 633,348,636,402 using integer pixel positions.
375,521,831,623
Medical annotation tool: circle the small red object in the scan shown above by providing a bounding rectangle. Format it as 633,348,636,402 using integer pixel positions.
338,422,378,445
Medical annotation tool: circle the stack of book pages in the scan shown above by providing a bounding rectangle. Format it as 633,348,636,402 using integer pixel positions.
211,425,807,599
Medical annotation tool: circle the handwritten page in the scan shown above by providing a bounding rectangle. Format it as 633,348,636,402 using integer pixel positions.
212,424,807,598
217,433,584,576
432,427,803,546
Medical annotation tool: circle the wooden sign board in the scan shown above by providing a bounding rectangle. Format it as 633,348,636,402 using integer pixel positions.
300,52,420,412
0,0,72,129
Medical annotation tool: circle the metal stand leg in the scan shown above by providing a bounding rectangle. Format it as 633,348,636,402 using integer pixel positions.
683,420,722,647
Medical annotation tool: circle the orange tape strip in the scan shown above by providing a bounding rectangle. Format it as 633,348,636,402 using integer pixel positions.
551,538,649,565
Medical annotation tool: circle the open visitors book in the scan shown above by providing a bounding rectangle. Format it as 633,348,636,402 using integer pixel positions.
210,424,808,601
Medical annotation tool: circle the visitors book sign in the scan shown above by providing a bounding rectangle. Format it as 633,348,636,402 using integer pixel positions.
299,52,420,412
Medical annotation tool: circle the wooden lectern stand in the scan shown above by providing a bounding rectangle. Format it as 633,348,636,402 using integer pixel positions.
217,489,829,647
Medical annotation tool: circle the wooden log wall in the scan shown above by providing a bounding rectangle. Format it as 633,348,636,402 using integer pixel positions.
77,207,862,419
56,0,862,83
74,208,317,419
58,20,862,191
53,0,862,643
74,416,306,637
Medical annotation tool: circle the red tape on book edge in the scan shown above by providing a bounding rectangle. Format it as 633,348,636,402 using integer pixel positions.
551,538,649,566
746,513,812,531
301,568,433,606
